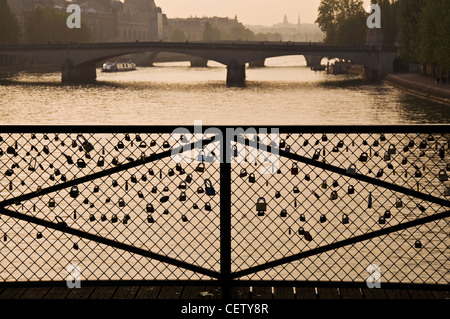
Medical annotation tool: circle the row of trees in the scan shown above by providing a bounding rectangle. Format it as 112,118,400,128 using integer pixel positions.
0,1,91,45
316,0,449,72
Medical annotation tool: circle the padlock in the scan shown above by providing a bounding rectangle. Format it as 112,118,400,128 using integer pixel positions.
248,173,256,183
141,174,147,182
395,198,403,208
124,134,131,142
342,214,349,224
280,209,287,217
163,186,169,192
239,168,247,178
300,213,306,222
378,215,385,224
256,197,267,212
160,195,169,203
118,198,126,207
130,174,137,183
312,149,321,160
329,190,338,200
61,174,67,182
48,198,56,208
42,145,50,155
279,139,286,149
321,181,327,189
137,191,144,199
178,181,187,190
77,135,94,153
54,168,61,176
139,141,147,148
304,174,310,181
135,134,142,142
117,141,125,149
419,140,427,149
64,154,74,165
73,243,79,250
69,186,79,198
376,169,384,178
383,153,391,161
105,197,111,203
347,164,356,175
403,145,409,152
438,169,448,182
163,208,169,215
384,210,391,219
427,135,434,141
319,214,327,223
205,179,216,196
77,158,86,168
414,240,422,249
332,180,339,188
83,197,89,205
373,140,379,147
321,133,328,142
163,141,170,149
359,152,368,162
291,163,299,175
89,214,96,222
36,231,43,239
197,186,204,194
304,231,313,241
181,214,188,222
55,216,67,227
111,214,118,223
275,191,281,199
148,168,155,176
179,191,187,201
388,144,396,155
146,203,155,213
123,214,130,224
195,162,205,173
6,145,15,155
285,145,291,153
112,157,119,166
298,226,305,235
147,215,155,223
293,186,300,194
101,214,107,222
205,202,212,211
183,173,192,184
415,170,422,178
112,180,118,187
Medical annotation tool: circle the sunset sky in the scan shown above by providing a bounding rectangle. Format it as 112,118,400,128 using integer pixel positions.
154,0,372,26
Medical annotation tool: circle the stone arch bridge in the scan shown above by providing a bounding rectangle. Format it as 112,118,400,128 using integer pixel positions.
0,41,397,86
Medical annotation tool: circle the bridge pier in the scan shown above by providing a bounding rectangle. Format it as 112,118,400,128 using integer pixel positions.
189,56,208,67
248,59,265,68
61,59,96,84
226,59,246,87
304,55,323,68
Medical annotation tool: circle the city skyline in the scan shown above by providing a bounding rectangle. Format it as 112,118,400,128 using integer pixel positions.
153,0,372,26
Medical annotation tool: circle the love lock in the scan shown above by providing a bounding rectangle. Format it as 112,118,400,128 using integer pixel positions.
48,198,56,208
179,191,187,201
347,163,356,175
359,152,368,162
444,187,450,196
279,139,286,149
298,226,305,235
181,214,189,222
178,181,187,190
195,162,205,173
280,209,287,217
384,210,391,218
256,197,267,214
205,202,212,211
383,153,391,161
69,186,79,198
146,203,154,213
137,191,144,198
293,186,300,194
130,175,138,183
77,158,86,168
304,231,313,241
101,214,107,222
118,198,126,207
117,141,125,149
414,240,422,249
312,149,321,160
329,190,338,200
438,169,448,182
147,214,155,223
395,198,403,208
248,173,256,183
319,214,327,223
111,214,118,223
378,215,386,224
205,179,215,196
77,135,94,153
139,141,147,148
321,181,327,189
168,168,175,177
89,214,96,222
275,190,281,199
239,168,247,178
162,141,170,149
342,214,349,224
291,163,299,175
299,213,306,222
388,144,396,155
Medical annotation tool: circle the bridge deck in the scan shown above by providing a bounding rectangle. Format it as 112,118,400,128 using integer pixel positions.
0,285,448,300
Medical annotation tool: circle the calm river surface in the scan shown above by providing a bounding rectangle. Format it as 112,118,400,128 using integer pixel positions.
0,56,449,125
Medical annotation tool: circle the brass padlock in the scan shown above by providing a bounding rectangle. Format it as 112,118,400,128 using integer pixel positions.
329,190,338,200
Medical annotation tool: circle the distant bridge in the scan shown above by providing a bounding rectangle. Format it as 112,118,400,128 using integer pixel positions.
0,41,397,86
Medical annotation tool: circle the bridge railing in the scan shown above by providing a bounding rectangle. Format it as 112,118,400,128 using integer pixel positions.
0,126,448,293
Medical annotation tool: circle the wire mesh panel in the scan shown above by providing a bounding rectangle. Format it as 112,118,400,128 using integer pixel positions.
230,128,449,285
0,128,221,282
0,126,448,288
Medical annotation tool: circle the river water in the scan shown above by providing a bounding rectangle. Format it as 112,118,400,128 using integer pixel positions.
0,56,449,126
0,56,448,284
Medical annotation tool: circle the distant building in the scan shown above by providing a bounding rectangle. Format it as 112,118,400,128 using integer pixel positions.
6,0,164,43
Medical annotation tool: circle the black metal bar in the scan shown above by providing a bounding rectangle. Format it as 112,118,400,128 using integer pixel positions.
0,207,220,279
0,136,217,208
219,128,232,300
231,210,450,279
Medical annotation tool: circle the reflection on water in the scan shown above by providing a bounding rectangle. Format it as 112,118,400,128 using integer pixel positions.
0,56,449,126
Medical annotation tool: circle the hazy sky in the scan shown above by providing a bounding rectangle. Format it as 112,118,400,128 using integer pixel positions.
154,0,372,26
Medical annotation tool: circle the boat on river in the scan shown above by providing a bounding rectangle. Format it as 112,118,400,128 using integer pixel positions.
102,60,136,72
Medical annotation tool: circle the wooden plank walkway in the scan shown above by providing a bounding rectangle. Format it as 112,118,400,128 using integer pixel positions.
0,285,448,300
